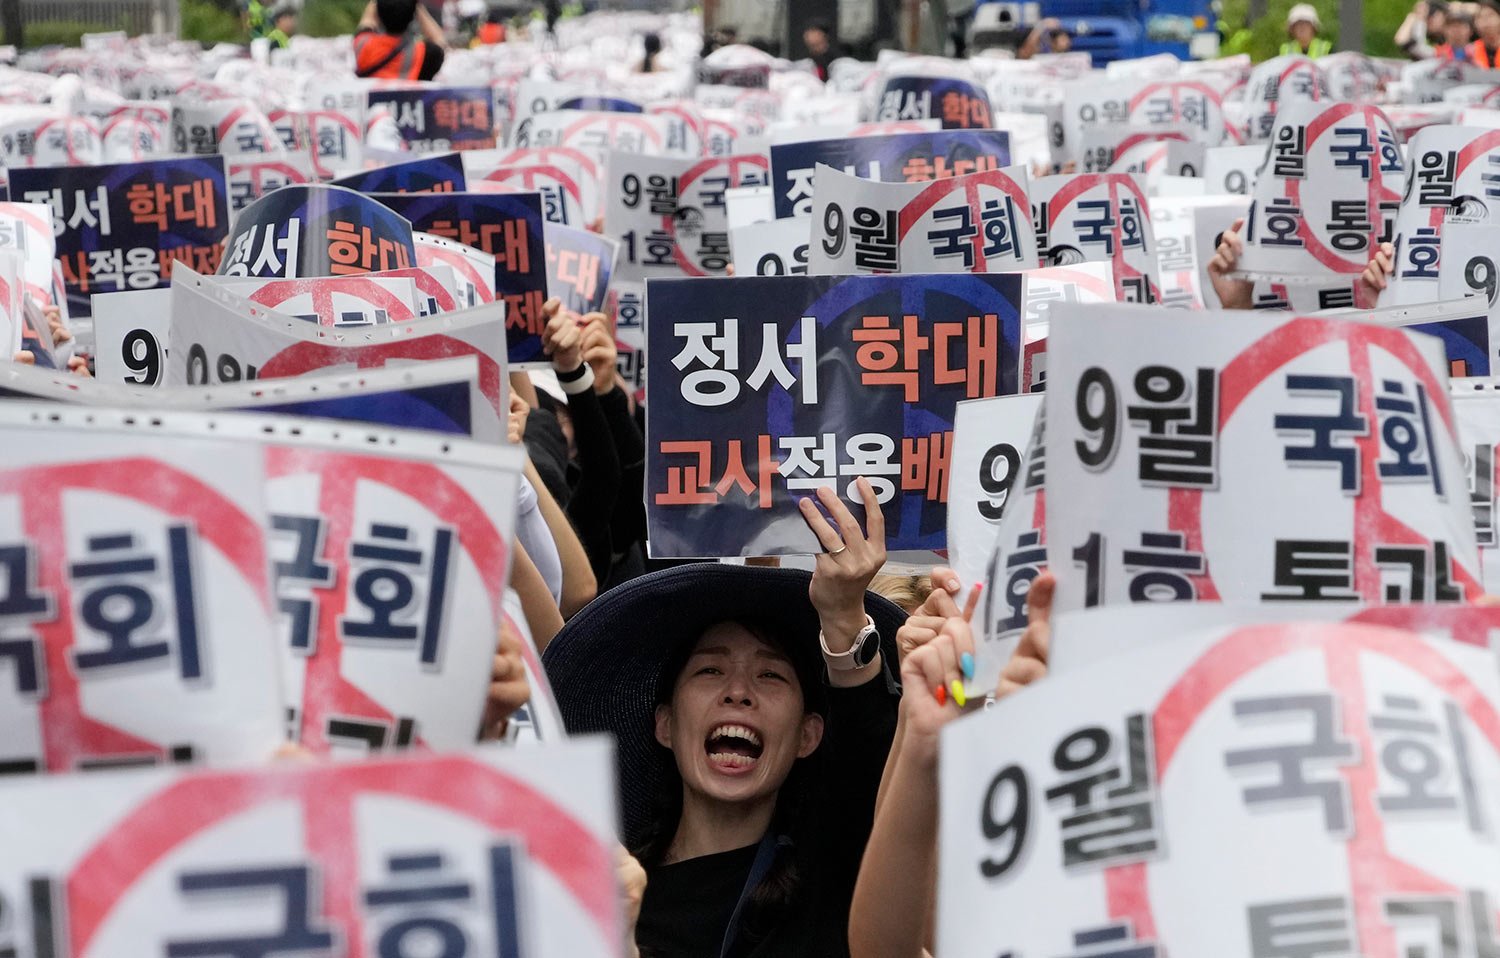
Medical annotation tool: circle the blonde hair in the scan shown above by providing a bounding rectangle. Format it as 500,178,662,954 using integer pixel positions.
870,573,933,615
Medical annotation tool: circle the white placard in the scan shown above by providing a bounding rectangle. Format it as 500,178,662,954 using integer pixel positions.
164,267,509,436
724,184,775,231
479,163,591,229
0,742,622,956
1238,101,1404,283
808,163,1037,275
1381,126,1500,311
1152,197,1248,310
940,618,1500,957
0,249,23,355
468,146,603,226
208,275,422,326
1031,173,1160,303
92,286,172,386
974,396,1047,691
1240,54,1329,141
603,150,770,280
948,393,1044,592
172,98,280,155
1039,304,1480,621
0,201,68,314
0,402,284,772
1452,381,1500,595
413,231,498,308
2,353,498,440
510,109,692,162
242,418,523,755
225,151,314,214
1062,78,1236,167
730,217,811,277
1018,262,1118,393
1202,143,1267,196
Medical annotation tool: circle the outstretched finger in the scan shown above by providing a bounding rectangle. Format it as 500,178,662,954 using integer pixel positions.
797,495,845,553
856,477,885,546
815,484,866,549
929,566,962,598
1018,573,1056,661
962,582,983,623
947,615,978,681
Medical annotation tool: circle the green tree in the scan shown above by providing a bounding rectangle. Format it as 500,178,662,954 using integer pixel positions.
301,0,367,37
181,0,244,44
178,0,369,44
1218,0,1414,61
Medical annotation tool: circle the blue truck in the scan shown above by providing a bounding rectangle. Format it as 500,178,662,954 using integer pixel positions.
967,0,1221,64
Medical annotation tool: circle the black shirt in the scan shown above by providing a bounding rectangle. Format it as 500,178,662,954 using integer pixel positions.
636,842,757,957
634,673,900,958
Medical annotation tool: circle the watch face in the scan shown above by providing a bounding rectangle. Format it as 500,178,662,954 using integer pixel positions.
853,629,880,668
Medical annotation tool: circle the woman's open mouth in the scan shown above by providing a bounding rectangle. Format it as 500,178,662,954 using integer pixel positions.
705,723,764,771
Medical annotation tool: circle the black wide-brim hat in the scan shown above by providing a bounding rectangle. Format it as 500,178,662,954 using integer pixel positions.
542,563,906,848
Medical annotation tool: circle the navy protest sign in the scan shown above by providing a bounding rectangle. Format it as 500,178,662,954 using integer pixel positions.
770,129,1012,218
646,273,1023,557
330,151,467,194
219,184,415,280
368,87,497,152
545,222,618,315
872,73,994,130
10,156,229,316
375,191,548,364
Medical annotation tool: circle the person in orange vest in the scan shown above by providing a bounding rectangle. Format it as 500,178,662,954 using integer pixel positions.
1468,0,1500,67
473,8,506,45
353,0,449,80
1435,9,1475,60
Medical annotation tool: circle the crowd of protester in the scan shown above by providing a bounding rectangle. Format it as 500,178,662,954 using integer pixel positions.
8,2,1500,955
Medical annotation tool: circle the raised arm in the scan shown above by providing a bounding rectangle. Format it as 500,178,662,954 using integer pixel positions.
543,302,622,583
1018,17,1058,59
414,1,448,48
849,574,1054,958
1207,217,1254,310
511,540,566,652
525,455,598,617
801,477,888,689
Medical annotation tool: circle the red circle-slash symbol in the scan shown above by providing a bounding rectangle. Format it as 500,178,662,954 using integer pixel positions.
1047,173,1161,302
898,168,1034,273
0,458,268,771
1163,316,1482,603
267,448,510,753
667,154,769,276
248,277,419,325
256,333,505,417
63,754,617,957
1101,622,1500,957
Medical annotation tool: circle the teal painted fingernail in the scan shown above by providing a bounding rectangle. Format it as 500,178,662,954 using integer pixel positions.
960,652,975,681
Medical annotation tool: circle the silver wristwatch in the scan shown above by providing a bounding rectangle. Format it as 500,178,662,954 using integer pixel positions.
819,614,880,671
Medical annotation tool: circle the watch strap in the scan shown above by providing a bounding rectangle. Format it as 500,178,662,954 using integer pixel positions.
820,614,877,672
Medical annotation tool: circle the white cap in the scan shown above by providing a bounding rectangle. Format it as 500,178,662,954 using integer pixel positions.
1287,3,1321,29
